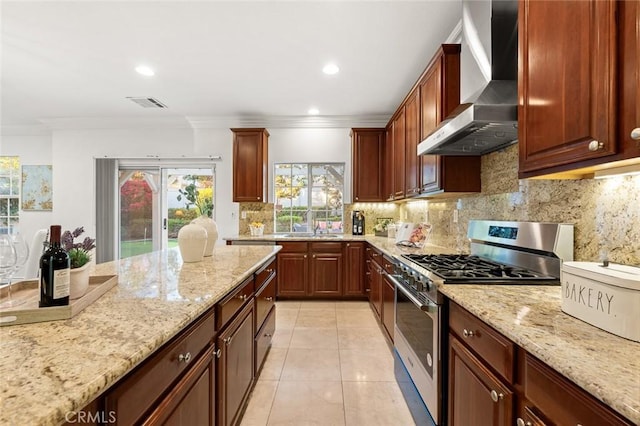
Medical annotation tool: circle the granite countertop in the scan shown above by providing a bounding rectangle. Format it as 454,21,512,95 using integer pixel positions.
438,285,640,423
0,245,280,426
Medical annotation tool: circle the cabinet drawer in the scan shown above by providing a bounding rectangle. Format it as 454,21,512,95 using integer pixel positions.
255,272,276,330
255,257,276,289
310,241,342,252
104,309,215,425
524,353,633,426
255,306,275,375
449,302,515,383
369,247,383,267
277,242,308,252
382,256,394,274
216,276,255,330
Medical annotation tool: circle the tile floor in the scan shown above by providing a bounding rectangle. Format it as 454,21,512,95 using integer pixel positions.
240,301,417,426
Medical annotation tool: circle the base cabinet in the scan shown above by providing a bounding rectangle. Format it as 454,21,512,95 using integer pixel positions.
309,243,343,297
217,302,255,426
144,347,215,426
381,272,395,342
344,242,365,296
449,336,514,426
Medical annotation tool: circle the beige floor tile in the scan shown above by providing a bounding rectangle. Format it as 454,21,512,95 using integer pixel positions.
299,301,337,310
267,381,345,426
290,327,339,349
338,327,390,350
280,348,342,381
271,328,293,348
339,349,395,382
336,309,378,328
259,348,288,380
276,300,301,311
295,309,337,328
335,301,371,310
276,310,298,329
342,381,415,426
240,380,279,426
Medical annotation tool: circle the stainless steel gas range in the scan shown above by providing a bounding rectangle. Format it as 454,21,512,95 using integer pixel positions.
390,220,574,425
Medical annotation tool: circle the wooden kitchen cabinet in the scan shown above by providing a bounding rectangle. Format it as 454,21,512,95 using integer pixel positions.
104,310,216,425
217,301,255,426
385,123,395,201
351,128,385,202
276,242,308,297
232,128,269,202
419,44,480,196
367,246,383,319
449,336,514,426
404,90,420,197
309,242,343,297
144,347,215,426
344,242,366,297
392,110,406,199
518,0,618,177
522,353,633,426
617,0,640,161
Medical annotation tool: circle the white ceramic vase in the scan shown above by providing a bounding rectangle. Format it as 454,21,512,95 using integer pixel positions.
191,215,218,257
70,263,90,300
177,223,207,263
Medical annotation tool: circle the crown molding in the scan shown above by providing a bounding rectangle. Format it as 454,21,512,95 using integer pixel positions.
445,18,463,44
187,114,390,129
1,124,52,136
37,116,193,130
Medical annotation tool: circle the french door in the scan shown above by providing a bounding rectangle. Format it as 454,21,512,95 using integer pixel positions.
118,163,215,259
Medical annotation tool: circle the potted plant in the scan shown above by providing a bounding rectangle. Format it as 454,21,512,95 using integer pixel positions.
61,227,96,299
177,177,218,257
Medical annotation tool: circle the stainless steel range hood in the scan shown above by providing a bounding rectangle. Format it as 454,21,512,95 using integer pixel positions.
418,0,518,156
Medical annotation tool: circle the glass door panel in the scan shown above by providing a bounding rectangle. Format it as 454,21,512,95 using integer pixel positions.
119,169,159,259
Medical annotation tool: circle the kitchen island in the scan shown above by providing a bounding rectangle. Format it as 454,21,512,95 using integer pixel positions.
0,245,280,426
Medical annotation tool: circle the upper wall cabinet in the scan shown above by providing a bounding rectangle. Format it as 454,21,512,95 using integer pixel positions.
404,90,420,197
351,128,385,202
418,45,480,196
232,128,269,202
385,123,395,201
518,0,639,178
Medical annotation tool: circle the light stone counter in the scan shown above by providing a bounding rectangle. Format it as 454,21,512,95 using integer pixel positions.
439,285,640,423
0,245,280,426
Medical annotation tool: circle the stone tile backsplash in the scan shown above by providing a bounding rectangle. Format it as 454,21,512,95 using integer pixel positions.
239,144,639,264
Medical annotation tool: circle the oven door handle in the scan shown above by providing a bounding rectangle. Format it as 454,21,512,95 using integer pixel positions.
389,273,438,313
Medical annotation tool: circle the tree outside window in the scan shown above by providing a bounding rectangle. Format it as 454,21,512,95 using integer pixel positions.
274,163,344,233
0,157,21,232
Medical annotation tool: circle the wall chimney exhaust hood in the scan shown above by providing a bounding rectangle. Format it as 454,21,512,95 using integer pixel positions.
418,0,518,156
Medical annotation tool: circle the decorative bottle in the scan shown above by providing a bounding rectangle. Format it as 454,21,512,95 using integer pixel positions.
39,225,70,307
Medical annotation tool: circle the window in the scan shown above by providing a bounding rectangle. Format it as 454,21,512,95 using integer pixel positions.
0,157,20,232
274,163,344,234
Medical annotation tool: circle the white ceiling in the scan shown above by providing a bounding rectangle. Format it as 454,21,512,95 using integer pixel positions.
1,0,462,130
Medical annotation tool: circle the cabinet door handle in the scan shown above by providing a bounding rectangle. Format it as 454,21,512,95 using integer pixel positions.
355,196,359,201
215,348,222,359
265,296,273,301
346,243,350,247
463,329,475,338
588,140,604,151
312,254,316,258
257,196,260,200
303,255,307,258
224,336,233,346
490,390,504,402
178,352,192,364
631,128,640,140
264,333,272,337
516,418,532,426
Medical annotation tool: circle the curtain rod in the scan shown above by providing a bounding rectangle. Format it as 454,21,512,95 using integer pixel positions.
95,155,222,161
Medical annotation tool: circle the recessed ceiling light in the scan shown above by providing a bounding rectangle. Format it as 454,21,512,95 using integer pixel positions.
322,63,340,75
135,65,155,77
308,108,320,115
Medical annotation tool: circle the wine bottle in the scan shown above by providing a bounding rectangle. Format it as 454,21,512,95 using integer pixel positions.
40,225,70,307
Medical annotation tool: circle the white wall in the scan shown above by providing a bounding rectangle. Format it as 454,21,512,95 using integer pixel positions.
1,125,355,259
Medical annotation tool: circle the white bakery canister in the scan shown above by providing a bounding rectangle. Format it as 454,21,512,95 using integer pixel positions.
561,261,640,343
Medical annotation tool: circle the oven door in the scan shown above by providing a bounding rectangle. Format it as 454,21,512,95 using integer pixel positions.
393,278,441,425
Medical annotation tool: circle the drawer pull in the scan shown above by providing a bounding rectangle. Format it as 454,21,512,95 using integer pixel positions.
238,294,248,301
588,140,604,151
264,333,272,338
265,296,274,301
215,348,222,359
178,352,192,364
224,337,233,346
631,128,640,140
516,418,532,426
490,390,504,402
304,255,307,258
463,328,475,338
365,289,371,292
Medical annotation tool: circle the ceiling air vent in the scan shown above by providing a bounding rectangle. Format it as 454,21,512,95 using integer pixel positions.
127,97,167,108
